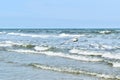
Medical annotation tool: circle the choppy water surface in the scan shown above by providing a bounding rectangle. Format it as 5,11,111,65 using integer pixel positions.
0,29,120,80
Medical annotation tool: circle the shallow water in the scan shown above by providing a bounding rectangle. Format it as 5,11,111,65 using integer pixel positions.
0,29,120,80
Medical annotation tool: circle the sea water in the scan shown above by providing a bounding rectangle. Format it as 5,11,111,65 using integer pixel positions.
0,29,120,80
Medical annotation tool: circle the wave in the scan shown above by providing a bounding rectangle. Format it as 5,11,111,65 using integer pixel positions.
0,41,35,49
69,49,102,56
7,32,50,38
0,32,6,34
59,33,85,37
0,41,19,47
29,63,120,79
112,62,120,68
8,49,103,62
99,30,112,34
88,43,119,50
7,32,85,38
105,61,120,68
102,53,120,60
34,46,50,51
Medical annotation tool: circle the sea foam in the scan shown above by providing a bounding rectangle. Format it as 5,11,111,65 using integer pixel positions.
7,32,85,38
30,63,120,79
69,49,102,56
8,49,103,62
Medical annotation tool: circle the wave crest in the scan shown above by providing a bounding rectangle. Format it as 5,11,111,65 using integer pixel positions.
69,49,102,56
8,49,103,62
29,63,120,79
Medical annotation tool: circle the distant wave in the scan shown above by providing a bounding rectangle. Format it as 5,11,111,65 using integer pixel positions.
59,33,85,37
0,32,6,34
7,32,85,38
8,49,103,62
7,32,50,38
99,30,112,34
29,63,120,79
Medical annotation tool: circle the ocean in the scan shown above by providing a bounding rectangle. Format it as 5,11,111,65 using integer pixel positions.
0,29,120,80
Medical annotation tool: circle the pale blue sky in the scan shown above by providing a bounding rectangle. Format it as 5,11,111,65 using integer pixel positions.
0,0,120,28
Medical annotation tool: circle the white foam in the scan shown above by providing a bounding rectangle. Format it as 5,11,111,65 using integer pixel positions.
0,43,12,47
8,32,85,38
9,49,36,53
59,33,85,37
0,32,6,34
9,49,103,62
8,32,50,38
112,62,120,68
99,31,111,34
69,49,102,56
34,46,50,51
0,41,22,47
102,53,120,59
31,63,119,79
101,44,113,50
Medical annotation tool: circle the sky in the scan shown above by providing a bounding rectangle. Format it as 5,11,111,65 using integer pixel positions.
0,0,120,28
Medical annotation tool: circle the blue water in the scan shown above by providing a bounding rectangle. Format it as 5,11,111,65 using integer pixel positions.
0,29,120,80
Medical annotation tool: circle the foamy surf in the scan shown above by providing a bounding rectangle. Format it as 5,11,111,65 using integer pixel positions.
0,32,6,34
8,49,103,62
69,49,102,56
7,32,50,38
112,62,120,68
1,29,120,80
59,33,85,37
99,30,112,34
102,53,120,60
7,32,85,38
0,41,21,47
29,63,120,79
105,61,120,68
0,41,35,49
34,46,50,51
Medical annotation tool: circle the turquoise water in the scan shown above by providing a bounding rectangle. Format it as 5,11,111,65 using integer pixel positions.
0,29,120,80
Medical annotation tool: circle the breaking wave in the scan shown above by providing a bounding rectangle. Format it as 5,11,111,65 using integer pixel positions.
99,30,112,34
0,32,6,34
29,63,120,79
102,53,120,60
7,32,85,38
112,62,120,68
34,46,50,51
106,61,120,68
59,33,85,37
7,32,50,38
8,49,103,62
69,49,102,56
0,41,35,48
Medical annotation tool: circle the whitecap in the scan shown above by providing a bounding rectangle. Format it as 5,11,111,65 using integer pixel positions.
8,49,103,62
99,31,112,34
112,62,120,68
0,32,6,34
30,63,120,79
7,32,50,38
102,53,120,59
34,46,50,51
69,49,102,56
59,33,85,37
